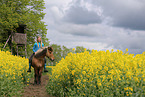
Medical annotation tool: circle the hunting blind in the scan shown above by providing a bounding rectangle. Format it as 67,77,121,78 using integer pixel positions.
3,24,27,57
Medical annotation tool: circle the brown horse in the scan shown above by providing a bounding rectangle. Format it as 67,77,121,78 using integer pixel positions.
31,46,55,85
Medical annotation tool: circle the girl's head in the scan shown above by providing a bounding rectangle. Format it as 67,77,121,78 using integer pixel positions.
37,36,41,42
37,36,42,48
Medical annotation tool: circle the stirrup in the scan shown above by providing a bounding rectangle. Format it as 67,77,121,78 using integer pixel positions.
44,69,48,72
27,69,31,72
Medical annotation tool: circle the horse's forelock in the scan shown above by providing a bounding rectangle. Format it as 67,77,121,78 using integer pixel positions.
48,47,53,52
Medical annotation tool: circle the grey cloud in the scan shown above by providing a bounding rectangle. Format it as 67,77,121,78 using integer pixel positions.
105,30,145,54
62,0,102,24
63,6,102,24
63,0,145,30
93,0,145,30
56,23,106,37
113,13,145,30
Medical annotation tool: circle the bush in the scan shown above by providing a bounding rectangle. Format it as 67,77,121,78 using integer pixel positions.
0,43,11,52
46,49,145,97
0,50,33,96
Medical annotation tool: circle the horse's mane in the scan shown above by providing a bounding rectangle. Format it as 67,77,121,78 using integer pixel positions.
34,47,47,58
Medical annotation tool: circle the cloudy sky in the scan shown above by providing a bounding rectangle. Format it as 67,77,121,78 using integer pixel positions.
43,0,145,54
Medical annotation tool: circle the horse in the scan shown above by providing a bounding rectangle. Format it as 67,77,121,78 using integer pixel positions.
31,46,55,85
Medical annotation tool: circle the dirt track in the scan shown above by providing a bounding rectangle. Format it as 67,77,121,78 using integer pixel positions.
22,75,53,97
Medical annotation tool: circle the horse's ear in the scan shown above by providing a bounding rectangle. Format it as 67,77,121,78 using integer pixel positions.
48,47,53,52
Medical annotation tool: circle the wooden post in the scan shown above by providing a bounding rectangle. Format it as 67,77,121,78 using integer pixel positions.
11,34,13,55
25,44,27,58
11,43,12,55
25,33,27,58
17,45,18,56
3,34,11,49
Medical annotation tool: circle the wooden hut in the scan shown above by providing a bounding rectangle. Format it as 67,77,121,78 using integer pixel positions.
12,24,27,57
3,24,27,57
12,33,27,57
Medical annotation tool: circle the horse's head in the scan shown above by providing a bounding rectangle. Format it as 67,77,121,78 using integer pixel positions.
46,47,55,61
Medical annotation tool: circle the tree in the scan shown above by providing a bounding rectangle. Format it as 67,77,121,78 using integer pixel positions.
0,0,48,57
46,44,91,66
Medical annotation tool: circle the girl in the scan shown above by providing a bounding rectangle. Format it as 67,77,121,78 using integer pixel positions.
27,36,48,72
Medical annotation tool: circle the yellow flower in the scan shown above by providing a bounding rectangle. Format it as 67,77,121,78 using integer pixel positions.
0,50,30,87
126,94,129,96
82,71,86,75
126,48,128,52
98,82,102,87
48,48,145,96
143,78,145,82
82,84,85,88
72,48,75,51
72,70,75,75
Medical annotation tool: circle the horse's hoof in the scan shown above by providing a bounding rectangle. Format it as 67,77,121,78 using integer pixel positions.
34,81,37,85
33,83,37,85
34,82,40,85
37,83,41,85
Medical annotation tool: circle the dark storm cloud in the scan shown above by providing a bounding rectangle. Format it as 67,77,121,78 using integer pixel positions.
64,0,145,30
113,13,145,30
63,6,102,24
95,0,145,30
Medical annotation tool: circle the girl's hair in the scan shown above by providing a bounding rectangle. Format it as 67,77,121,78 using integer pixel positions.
37,36,42,48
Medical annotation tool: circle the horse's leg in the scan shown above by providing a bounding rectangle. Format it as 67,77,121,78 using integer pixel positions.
34,68,37,84
35,68,39,85
34,73,37,84
38,68,43,84
34,67,39,84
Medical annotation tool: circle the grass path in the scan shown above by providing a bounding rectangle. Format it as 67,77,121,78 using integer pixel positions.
22,67,54,97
